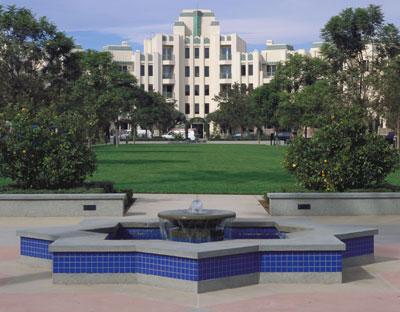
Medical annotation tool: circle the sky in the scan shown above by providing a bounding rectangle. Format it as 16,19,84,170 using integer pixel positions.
2,0,400,51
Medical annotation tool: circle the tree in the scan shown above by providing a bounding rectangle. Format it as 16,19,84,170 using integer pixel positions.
273,54,329,93
320,5,400,110
271,54,332,134
378,56,400,147
135,92,182,136
278,80,340,136
248,84,279,142
0,109,96,189
68,50,139,144
0,5,80,116
211,83,250,136
285,108,400,191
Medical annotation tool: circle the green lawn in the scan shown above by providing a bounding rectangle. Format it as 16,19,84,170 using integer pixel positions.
2,143,400,194
90,144,300,194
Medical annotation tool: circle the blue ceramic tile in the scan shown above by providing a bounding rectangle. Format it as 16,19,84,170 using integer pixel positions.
20,237,53,259
341,236,374,258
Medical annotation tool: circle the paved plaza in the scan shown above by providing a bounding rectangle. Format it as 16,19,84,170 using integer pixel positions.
0,194,400,311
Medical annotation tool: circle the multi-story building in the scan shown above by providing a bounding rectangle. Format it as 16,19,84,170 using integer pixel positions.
103,9,319,137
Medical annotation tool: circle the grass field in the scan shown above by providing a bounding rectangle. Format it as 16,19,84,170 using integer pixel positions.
90,144,300,194
2,143,400,194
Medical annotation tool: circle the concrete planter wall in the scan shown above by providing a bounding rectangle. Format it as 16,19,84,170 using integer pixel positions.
268,192,400,216
0,194,127,217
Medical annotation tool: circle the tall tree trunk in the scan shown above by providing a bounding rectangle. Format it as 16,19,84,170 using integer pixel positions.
115,120,120,147
304,126,308,139
257,128,261,144
397,118,400,150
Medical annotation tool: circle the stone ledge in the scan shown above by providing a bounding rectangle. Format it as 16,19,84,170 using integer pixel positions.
0,193,127,217
268,192,400,199
268,192,400,216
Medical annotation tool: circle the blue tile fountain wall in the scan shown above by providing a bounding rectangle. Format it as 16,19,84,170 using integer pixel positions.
20,237,53,260
52,252,260,281
342,236,374,258
21,234,375,281
260,251,342,272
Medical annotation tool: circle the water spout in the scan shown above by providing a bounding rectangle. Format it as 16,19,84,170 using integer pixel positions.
188,199,204,214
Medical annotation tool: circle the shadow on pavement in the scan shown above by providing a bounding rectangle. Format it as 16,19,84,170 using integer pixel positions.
0,271,51,287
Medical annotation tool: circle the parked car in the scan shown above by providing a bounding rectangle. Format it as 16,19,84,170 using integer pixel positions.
162,128,197,141
136,129,152,138
277,131,291,142
119,130,131,140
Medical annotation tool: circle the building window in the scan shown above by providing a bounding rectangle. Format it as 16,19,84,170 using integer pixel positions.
195,85,199,96
205,85,209,96
140,84,144,90
241,84,247,93
195,47,200,59
248,64,253,76
185,103,190,114
148,84,153,92
185,66,190,77
220,46,231,60
162,46,173,60
162,65,174,79
195,103,200,114
204,47,209,59
266,64,277,77
205,103,209,114
195,66,200,77
220,84,231,95
220,65,232,79
185,85,190,96
140,65,145,76
248,83,254,92
162,84,173,98
241,65,246,76
185,47,190,59
204,66,209,77
148,65,153,76
119,65,128,72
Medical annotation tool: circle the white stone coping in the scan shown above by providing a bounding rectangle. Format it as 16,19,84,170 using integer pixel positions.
0,193,127,201
268,192,400,199
17,218,378,259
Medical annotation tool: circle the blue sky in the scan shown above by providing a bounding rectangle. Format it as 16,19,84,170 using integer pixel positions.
2,0,400,51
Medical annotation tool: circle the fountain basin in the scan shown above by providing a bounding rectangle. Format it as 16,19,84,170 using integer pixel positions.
17,218,378,293
158,209,236,243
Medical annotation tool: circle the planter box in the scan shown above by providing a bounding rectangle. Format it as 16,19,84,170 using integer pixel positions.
268,192,400,216
0,193,127,217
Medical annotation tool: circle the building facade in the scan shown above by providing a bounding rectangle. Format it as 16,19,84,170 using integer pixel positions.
103,9,320,137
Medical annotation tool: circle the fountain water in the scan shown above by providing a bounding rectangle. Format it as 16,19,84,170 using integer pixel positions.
158,200,236,243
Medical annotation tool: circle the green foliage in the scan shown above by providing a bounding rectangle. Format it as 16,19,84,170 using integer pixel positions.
135,91,183,133
278,80,340,131
285,109,400,191
320,5,400,108
274,54,329,93
0,5,80,116
248,84,279,132
209,83,249,134
67,50,139,140
0,109,96,189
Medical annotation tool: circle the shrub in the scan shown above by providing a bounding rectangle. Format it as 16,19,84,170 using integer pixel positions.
284,109,400,191
0,109,96,189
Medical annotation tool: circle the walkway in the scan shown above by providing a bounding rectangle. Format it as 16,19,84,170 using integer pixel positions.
0,194,399,312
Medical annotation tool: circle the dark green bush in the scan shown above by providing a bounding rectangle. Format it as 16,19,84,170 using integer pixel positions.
0,109,96,189
285,109,400,191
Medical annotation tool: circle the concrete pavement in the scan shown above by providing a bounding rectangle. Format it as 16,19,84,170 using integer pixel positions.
0,194,399,311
